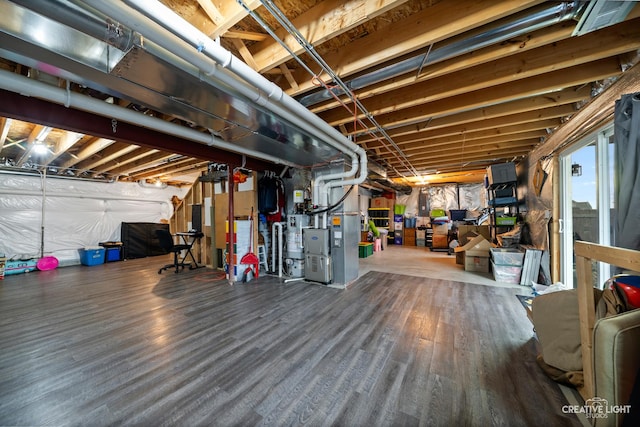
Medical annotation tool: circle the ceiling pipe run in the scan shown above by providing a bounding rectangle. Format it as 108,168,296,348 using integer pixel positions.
298,2,580,107
0,0,344,168
0,69,297,168
80,0,367,216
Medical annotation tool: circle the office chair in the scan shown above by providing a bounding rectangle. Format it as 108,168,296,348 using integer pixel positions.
156,229,192,274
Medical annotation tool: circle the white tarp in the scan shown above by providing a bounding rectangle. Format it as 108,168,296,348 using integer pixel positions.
0,173,188,265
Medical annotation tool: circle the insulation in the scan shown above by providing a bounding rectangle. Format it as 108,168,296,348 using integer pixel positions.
0,173,187,265
428,184,457,211
526,156,554,249
458,183,485,211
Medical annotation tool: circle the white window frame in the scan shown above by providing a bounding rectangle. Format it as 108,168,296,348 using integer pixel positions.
559,124,613,288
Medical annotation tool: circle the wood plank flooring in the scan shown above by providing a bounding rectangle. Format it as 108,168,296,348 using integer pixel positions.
0,256,580,426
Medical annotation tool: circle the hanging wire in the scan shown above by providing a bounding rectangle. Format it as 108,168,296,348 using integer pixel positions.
237,0,420,179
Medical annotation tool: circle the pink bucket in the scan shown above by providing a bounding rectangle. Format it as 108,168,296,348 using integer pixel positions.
37,256,59,271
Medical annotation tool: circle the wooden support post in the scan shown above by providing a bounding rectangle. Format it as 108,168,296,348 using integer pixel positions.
575,242,596,400
210,181,218,270
551,154,561,283
227,166,235,284
574,241,640,401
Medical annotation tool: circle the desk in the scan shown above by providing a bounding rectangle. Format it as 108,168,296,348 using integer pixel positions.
175,231,204,269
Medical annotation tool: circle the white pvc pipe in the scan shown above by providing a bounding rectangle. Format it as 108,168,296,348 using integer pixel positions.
0,69,295,168
82,0,367,194
0,187,169,204
271,221,283,278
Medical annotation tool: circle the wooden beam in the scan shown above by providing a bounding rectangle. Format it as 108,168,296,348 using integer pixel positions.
393,169,487,185
206,0,262,39
222,30,268,42
95,147,160,174
231,38,258,70
325,58,622,129
0,117,11,151
73,143,140,175
57,137,115,170
129,159,207,181
40,130,84,167
309,21,576,112
16,124,49,167
530,63,640,163
197,0,224,27
322,19,640,125
355,92,584,142
388,151,531,172
365,119,559,150
107,152,174,177
279,64,299,91
287,0,545,95
385,140,538,166
251,0,410,72
392,134,545,160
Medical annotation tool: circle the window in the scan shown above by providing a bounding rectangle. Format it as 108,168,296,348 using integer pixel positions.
560,126,614,288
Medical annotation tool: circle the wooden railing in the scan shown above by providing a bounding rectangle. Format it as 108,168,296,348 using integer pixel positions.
574,241,640,400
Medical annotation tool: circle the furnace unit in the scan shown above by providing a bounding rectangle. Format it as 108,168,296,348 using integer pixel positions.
303,228,331,284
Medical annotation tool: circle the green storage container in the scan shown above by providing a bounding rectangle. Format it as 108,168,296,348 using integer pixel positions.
496,216,517,225
358,242,373,258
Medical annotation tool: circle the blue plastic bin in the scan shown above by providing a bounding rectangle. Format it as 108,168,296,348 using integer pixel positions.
80,248,105,266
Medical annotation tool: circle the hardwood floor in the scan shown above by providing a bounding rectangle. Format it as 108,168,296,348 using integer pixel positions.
0,256,580,426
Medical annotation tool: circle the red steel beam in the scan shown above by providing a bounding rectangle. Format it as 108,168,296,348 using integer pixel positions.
0,89,277,171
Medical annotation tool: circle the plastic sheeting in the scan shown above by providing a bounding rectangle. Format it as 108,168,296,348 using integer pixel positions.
423,183,486,214
395,189,420,217
428,185,458,212
0,173,188,265
614,92,640,252
458,183,486,211
526,157,554,249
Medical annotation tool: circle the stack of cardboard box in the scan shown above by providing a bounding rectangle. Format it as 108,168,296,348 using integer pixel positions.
454,234,493,272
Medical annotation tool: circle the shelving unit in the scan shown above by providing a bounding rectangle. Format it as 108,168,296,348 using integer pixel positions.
368,208,391,241
487,181,519,242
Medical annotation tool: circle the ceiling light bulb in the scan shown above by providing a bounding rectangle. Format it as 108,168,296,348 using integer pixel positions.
33,143,48,154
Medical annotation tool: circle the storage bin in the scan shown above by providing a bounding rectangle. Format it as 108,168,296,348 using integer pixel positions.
394,236,403,245
80,248,106,266
495,216,517,226
487,162,516,185
449,210,466,221
358,243,373,258
404,217,417,228
4,258,37,275
105,247,122,262
100,241,123,262
490,248,524,266
491,260,522,284
430,209,445,218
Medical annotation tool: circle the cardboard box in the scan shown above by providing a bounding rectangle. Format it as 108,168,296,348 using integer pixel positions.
460,235,492,257
454,234,494,271
466,255,490,273
432,224,448,235
432,234,448,249
456,225,491,242
371,197,393,208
